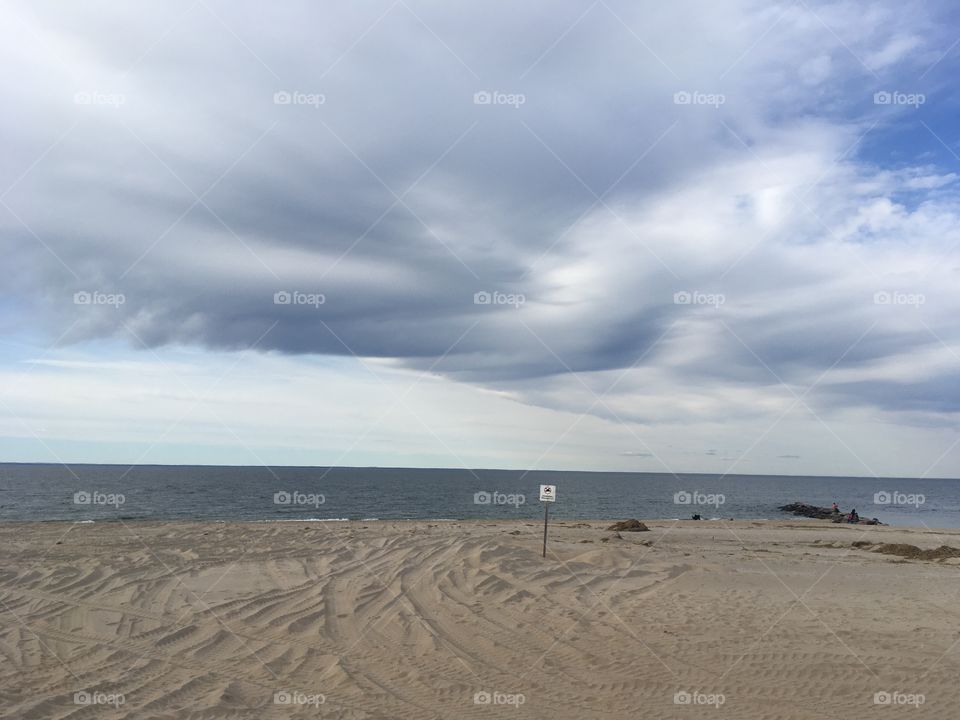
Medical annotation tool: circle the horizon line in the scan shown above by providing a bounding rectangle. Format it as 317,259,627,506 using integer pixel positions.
0,460,956,482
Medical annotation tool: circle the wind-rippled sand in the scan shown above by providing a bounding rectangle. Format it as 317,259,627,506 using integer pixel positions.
1,519,959,718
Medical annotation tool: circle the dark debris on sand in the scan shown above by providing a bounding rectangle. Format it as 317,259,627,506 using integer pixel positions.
606,520,650,532
852,541,960,561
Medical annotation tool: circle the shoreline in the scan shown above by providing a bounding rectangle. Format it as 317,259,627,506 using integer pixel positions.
2,516,958,533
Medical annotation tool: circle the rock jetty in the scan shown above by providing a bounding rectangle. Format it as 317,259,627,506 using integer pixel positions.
779,502,883,525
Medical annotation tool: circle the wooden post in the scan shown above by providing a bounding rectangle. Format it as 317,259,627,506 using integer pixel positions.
542,503,549,558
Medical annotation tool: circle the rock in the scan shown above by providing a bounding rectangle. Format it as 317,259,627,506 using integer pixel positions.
778,502,837,520
778,502,884,525
606,519,650,532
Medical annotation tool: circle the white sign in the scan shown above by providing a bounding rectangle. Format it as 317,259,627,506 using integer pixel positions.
539,485,556,502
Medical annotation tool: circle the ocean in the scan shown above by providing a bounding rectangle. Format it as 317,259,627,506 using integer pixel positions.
1,463,958,527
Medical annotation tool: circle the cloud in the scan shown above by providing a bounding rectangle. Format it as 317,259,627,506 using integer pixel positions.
2,0,960,474
866,34,924,70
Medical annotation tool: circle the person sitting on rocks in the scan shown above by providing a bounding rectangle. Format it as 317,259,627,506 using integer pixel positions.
832,502,839,514
847,508,859,523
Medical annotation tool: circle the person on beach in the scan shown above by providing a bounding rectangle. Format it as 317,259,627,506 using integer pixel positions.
832,502,839,514
847,508,859,523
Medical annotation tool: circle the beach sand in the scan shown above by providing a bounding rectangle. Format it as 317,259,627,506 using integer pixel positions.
1,518,958,718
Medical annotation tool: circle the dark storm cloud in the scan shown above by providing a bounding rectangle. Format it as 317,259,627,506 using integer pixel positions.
3,0,960,422
825,375,960,416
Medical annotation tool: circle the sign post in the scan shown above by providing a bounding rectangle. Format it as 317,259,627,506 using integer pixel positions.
539,485,556,558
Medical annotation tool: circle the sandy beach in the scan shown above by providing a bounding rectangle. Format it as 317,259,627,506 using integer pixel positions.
1,518,958,719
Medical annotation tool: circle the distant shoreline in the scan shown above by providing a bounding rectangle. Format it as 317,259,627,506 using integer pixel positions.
1,460,957,482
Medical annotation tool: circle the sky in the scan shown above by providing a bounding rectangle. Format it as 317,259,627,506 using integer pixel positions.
2,0,960,477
